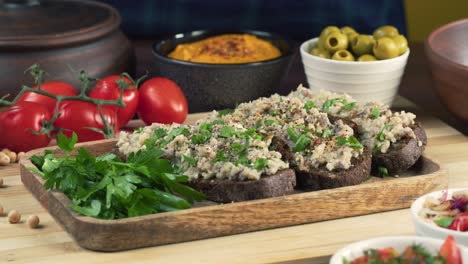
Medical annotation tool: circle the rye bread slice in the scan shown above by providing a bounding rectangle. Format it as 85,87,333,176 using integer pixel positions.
295,149,371,190
188,169,296,203
371,123,426,175
271,136,372,191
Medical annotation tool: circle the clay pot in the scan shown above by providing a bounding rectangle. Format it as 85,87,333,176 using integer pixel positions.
0,0,135,97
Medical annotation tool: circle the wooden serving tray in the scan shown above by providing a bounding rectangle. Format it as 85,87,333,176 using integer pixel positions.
19,139,447,252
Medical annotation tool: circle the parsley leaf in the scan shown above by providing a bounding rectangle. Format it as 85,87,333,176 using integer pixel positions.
191,123,212,144
212,150,229,163
264,119,278,126
253,158,268,171
220,126,235,138
304,100,316,113
336,136,363,150
292,135,312,152
377,123,393,142
30,132,205,220
218,108,234,116
322,98,347,112
287,127,299,142
322,129,332,139
57,132,78,153
182,155,198,167
370,107,380,119
341,102,356,111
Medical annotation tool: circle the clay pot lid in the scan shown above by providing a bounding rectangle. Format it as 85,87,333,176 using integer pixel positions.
0,0,121,48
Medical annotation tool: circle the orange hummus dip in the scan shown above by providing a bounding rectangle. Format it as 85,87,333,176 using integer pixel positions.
168,34,281,64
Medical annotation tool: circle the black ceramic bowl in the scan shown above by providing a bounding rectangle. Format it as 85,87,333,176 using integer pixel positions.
152,29,294,112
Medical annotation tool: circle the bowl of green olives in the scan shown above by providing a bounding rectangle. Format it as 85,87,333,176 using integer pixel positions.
300,25,410,105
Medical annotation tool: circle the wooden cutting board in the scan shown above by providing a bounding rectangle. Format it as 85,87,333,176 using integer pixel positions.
18,113,447,252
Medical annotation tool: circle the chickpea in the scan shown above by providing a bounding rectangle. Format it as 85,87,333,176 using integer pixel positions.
7,152,16,163
17,152,26,162
1,148,11,155
0,152,10,166
27,215,40,228
8,210,21,224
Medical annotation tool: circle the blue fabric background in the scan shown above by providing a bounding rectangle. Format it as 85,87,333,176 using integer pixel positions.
99,0,407,40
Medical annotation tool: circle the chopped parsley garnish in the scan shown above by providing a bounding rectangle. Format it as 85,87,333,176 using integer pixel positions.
341,102,356,111
213,150,229,163
322,98,347,112
370,107,380,119
218,108,234,116
287,127,314,152
236,154,250,166
30,132,205,219
253,158,268,171
238,127,263,140
153,128,167,139
146,127,187,148
378,166,389,177
304,100,316,113
134,127,144,134
269,110,278,116
287,127,299,142
264,119,278,126
373,142,383,154
377,123,393,142
220,126,236,138
211,119,225,125
336,136,363,150
182,155,197,167
191,123,213,144
322,129,332,139
292,135,312,152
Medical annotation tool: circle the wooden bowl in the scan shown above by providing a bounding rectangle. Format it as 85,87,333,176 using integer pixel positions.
0,0,135,98
426,18,468,123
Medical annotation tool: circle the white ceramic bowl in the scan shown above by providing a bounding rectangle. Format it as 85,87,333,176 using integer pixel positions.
411,188,468,246
330,236,468,264
300,37,410,106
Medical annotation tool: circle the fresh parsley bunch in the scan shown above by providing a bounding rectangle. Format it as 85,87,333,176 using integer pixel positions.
30,133,206,219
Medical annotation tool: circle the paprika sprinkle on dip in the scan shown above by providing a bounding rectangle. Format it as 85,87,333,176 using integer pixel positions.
168,34,281,64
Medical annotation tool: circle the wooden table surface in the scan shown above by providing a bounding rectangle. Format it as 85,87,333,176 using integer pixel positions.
0,96,467,263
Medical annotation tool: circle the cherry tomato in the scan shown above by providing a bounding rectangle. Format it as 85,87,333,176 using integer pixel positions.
449,212,468,231
137,77,188,125
0,102,51,152
18,81,77,113
439,235,462,264
54,101,119,142
90,76,139,128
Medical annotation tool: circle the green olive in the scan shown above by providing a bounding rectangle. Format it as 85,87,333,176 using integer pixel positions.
346,32,359,45
320,26,340,38
373,25,399,39
309,47,331,59
392,34,408,55
351,35,375,56
324,32,349,53
318,26,340,48
332,50,355,61
373,37,399,60
357,54,377,62
341,26,357,35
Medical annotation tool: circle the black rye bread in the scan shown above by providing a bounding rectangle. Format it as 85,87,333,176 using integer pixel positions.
371,123,427,175
271,136,372,191
188,169,296,203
